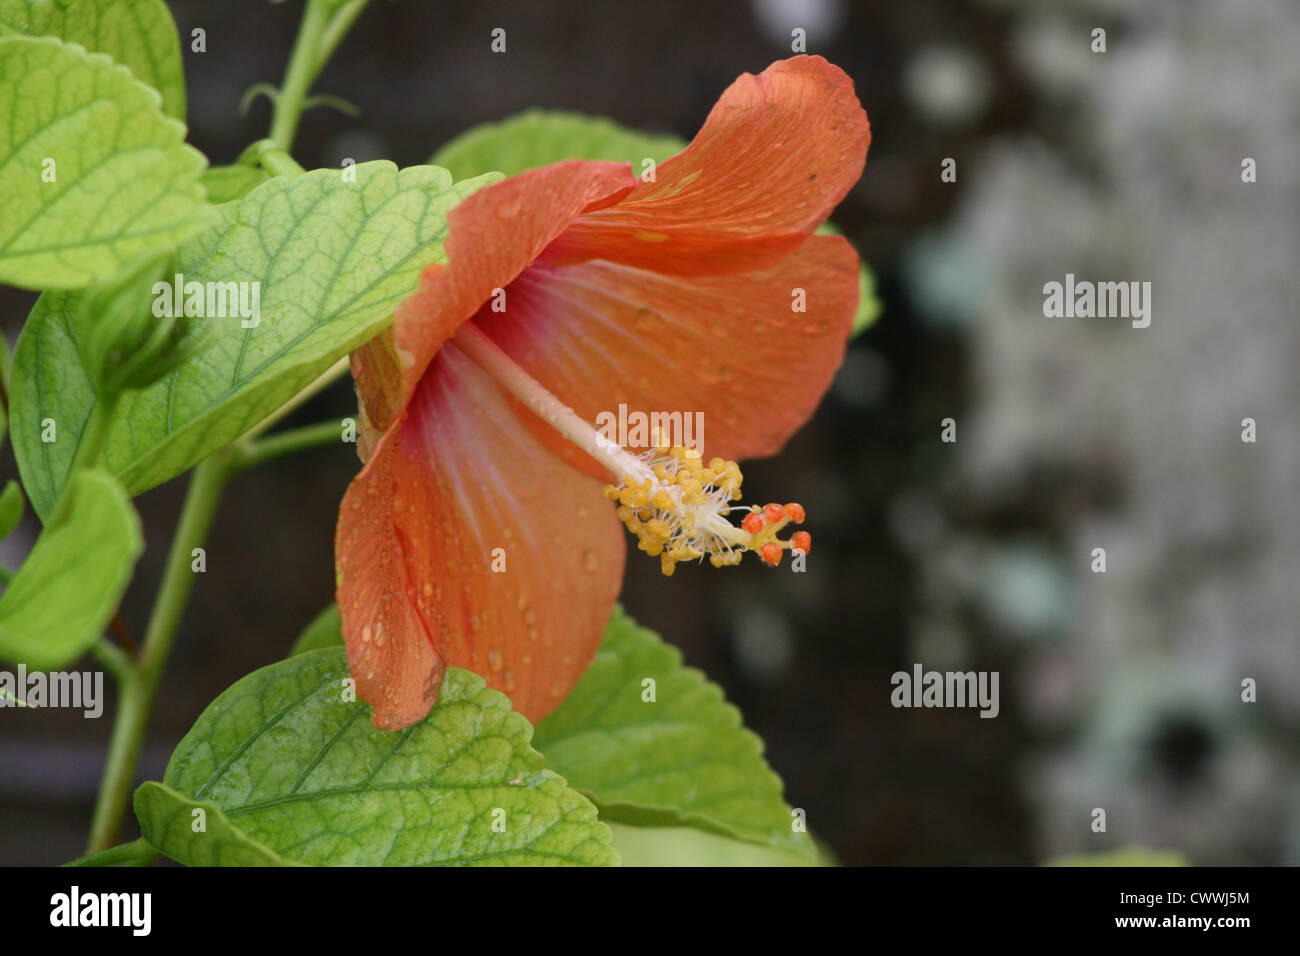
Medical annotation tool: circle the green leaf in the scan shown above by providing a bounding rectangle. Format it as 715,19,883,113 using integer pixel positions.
287,603,342,657
432,110,881,335
854,255,882,334
0,35,209,289
0,0,187,119
147,649,618,866
816,221,881,335
1045,847,1189,867
0,468,141,670
286,604,812,858
133,782,302,866
0,333,11,447
11,162,497,519
0,479,23,540
533,606,814,857
430,108,687,181
200,163,270,205
609,823,823,867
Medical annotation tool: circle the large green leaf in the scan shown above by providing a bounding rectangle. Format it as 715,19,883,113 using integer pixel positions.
146,649,618,866
287,602,342,657
284,603,812,858
610,824,823,867
534,606,814,857
0,0,187,119
11,162,496,519
133,782,302,866
0,468,141,670
431,109,880,335
0,35,208,289
430,108,686,181
199,163,270,204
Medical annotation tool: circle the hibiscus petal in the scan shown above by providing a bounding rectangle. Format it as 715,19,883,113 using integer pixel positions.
542,55,870,276
336,342,625,729
475,233,860,470
351,161,635,438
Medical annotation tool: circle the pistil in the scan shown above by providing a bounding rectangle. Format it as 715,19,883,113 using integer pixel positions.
451,321,809,574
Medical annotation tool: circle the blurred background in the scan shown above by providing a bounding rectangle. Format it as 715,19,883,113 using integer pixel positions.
2,0,1298,865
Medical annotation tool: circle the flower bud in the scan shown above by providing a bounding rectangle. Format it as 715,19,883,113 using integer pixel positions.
80,252,204,395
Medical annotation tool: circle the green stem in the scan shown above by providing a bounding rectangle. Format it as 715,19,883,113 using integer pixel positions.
315,0,370,73
268,0,327,151
64,837,159,867
233,420,343,472
269,0,369,152
71,394,121,475
258,144,306,179
90,639,132,684
85,453,234,853
47,391,122,527
244,357,350,444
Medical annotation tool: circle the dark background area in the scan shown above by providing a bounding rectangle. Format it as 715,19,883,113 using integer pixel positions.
3,0,1296,866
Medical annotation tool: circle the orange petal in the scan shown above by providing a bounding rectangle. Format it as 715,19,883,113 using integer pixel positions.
475,232,859,471
542,56,870,276
336,342,625,730
351,161,635,437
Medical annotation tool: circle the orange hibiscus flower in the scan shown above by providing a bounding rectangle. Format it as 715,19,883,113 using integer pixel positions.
336,55,870,730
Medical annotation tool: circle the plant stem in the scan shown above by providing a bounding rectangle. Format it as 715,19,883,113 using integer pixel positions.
71,394,121,476
269,0,329,151
85,452,234,853
233,420,344,472
64,837,159,867
269,0,370,153
90,639,132,684
315,0,370,73
258,144,306,179
47,391,122,527
242,356,350,443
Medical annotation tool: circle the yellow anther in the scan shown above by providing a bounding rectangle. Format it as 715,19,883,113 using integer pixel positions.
608,443,801,577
